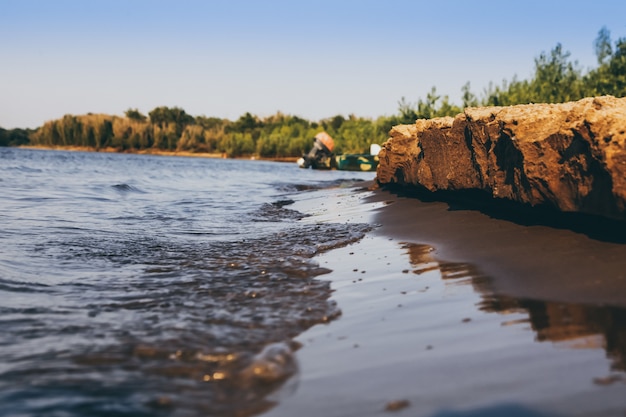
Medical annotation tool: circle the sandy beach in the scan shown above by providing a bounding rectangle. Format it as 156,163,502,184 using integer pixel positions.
264,182,626,417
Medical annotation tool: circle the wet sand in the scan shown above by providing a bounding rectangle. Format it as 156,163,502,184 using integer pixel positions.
264,184,626,417
366,186,626,307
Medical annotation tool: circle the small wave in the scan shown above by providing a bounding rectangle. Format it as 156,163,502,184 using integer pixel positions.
238,342,298,385
275,179,370,193
253,199,308,222
78,196,112,203
111,183,144,193
0,277,51,293
272,199,295,207
174,230,219,236
16,196,53,202
0,306,71,316
277,183,324,192
7,165,43,173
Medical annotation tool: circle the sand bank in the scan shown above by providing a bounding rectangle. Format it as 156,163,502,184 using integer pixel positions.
264,184,626,417
366,187,626,307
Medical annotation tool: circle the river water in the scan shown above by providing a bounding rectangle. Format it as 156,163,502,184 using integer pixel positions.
0,148,374,417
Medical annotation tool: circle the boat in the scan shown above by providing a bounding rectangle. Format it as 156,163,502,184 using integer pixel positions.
334,151,379,172
297,132,380,172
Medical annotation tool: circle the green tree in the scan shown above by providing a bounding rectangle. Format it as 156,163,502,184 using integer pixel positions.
0,127,30,146
337,117,379,154
416,87,441,119
594,26,613,65
85,125,96,148
482,43,584,106
461,82,479,108
591,37,626,97
434,95,462,117
330,115,345,131
96,119,113,149
397,97,418,124
196,116,226,130
530,43,583,103
125,108,147,122
148,106,195,138
228,112,261,133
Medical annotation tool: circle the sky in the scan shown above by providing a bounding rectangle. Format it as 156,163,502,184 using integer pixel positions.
1,0,626,129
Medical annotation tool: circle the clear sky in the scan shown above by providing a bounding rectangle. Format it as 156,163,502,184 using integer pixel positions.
1,0,626,129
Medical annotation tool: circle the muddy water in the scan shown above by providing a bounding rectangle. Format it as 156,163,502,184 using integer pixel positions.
0,148,375,417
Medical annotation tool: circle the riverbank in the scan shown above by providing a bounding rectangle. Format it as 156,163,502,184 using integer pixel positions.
264,183,626,417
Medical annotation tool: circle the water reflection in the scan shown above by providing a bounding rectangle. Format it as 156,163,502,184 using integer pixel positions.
402,242,626,375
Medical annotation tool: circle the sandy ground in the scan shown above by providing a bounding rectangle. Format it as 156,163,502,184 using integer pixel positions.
366,187,626,307
264,184,626,417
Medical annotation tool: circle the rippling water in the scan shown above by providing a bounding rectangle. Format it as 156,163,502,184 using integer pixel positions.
0,148,374,417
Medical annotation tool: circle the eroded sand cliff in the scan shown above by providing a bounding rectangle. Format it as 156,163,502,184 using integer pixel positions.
377,96,626,220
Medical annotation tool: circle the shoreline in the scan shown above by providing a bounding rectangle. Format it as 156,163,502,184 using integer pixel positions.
264,183,626,417
15,145,299,163
366,186,626,308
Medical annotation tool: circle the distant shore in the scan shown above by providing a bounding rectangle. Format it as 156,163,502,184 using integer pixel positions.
17,145,299,163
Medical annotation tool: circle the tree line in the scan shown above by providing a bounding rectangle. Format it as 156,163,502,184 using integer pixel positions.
2,26,625,158
396,26,626,121
23,109,397,158
0,127,31,147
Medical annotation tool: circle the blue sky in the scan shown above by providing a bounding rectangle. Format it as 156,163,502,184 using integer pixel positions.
1,0,626,128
